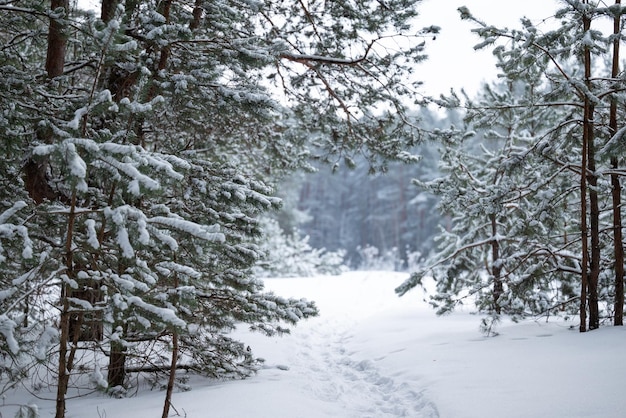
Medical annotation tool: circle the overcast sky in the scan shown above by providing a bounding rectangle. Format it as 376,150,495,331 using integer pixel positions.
414,0,561,97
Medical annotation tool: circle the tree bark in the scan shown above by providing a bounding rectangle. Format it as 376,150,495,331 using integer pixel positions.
609,0,624,326
583,9,600,331
45,0,69,78
55,192,78,418
491,214,503,314
162,265,180,418
155,5,175,404
107,326,128,388
579,9,593,333
587,105,600,331
161,331,179,418
55,289,70,418
611,168,624,326
101,0,118,23
48,0,71,407
190,0,203,31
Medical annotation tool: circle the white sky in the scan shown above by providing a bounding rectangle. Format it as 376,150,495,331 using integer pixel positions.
414,0,561,97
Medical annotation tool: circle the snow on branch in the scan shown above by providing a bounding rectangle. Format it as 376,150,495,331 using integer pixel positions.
33,138,188,196
0,201,27,225
278,34,384,67
0,315,19,354
279,52,371,66
147,216,225,243
0,201,33,261
100,155,160,192
127,296,186,328
600,124,626,155
155,261,202,279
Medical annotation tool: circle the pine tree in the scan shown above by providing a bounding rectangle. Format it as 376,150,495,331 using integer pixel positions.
605,0,624,326
398,78,580,331
397,2,626,332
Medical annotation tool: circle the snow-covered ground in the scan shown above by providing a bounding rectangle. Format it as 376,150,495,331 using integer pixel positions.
5,271,626,417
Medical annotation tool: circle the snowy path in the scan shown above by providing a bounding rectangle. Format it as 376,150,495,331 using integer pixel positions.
253,272,440,418
9,271,626,417
285,316,438,418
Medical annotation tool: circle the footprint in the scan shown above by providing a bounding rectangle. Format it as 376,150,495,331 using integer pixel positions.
291,317,439,417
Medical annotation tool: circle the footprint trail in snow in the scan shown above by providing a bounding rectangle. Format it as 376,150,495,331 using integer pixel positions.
289,317,439,418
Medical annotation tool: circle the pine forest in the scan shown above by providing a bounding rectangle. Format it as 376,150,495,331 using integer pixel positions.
1,0,625,417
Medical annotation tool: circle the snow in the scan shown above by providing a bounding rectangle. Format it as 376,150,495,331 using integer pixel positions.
84,219,100,249
67,107,88,131
0,201,33,260
115,225,134,259
4,271,626,417
0,315,19,354
0,200,27,224
147,216,225,243
100,155,161,191
126,296,186,328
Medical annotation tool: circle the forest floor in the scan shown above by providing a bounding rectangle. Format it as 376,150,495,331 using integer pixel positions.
5,271,626,417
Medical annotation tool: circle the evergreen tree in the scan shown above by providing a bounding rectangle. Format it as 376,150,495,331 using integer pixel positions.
399,80,580,332
398,1,626,333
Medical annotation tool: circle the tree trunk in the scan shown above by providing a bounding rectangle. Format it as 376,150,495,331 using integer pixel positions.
609,0,624,326
155,3,175,401
101,0,119,23
582,7,600,330
611,157,624,326
579,10,593,333
161,331,179,418
56,301,83,418
587,104,600,331
49,0,71,405
55,192,78,418
46,0,69,78
162,265,180,418
139,0,172,148
107,331,127,388
490,214,503,314
190,0,203,30
55,289,70,418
